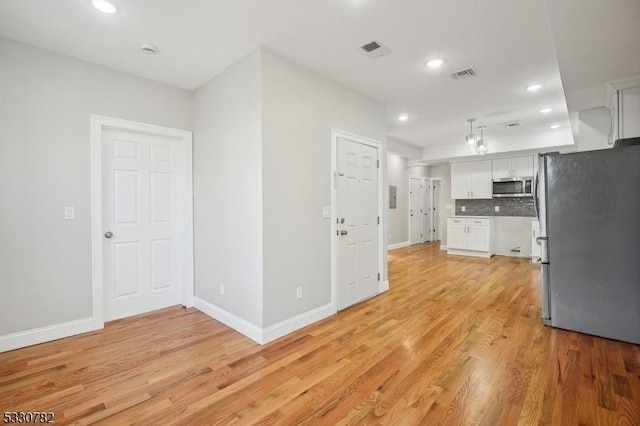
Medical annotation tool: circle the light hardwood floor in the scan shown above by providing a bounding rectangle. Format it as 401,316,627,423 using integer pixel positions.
1,243,639,425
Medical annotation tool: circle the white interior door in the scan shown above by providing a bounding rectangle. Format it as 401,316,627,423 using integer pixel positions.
409,177,423,245
337,137,379,311
422,179,432,242
102,129,183,321
432,180,442,241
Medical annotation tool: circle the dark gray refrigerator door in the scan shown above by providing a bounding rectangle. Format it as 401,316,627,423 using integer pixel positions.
545,146,640,344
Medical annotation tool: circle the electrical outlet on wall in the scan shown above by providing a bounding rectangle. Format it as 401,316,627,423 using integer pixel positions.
219,283,225,296
495,206,500,212
64,206,75,220
461,206,466,212
322,206,331,218
296,286,303,300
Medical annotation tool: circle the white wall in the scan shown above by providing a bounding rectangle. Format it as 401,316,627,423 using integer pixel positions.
577,107,611,151
387,138,422,159
193,50,264,327
261,49,387,327
407,165,430,178
387,153,408,245
427,163,453,246
0,39,389,346
387,138,430,248
0,38,193,337
493,217,534,258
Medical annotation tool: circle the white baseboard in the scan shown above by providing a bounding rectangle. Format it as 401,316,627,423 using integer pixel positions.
388,241,410,251
0,317,100,353
194,297,263,343
195,297,336,345
379,280,389,293
262,303,335,344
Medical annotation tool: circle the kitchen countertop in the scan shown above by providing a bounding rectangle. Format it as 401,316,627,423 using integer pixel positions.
448,215,492,219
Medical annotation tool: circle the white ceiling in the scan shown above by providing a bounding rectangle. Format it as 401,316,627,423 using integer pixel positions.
0,0,638,155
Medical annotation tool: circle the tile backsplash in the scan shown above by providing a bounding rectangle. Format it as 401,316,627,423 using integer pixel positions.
455,197,536,217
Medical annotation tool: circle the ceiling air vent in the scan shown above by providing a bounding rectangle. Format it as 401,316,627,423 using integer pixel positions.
359,40,391,59
450,67,477,80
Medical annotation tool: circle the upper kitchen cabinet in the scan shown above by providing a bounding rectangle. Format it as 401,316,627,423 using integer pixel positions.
451,160,492,199
492,156,534,179
607,76,640,144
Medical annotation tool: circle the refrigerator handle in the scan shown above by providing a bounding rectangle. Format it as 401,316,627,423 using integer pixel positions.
533,172,539,220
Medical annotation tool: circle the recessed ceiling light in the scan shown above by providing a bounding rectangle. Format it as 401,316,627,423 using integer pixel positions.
398,114,409,122
426,59,444,69
540,108,552,114
550,124,560,129
526,84,542,92
92,0,117,14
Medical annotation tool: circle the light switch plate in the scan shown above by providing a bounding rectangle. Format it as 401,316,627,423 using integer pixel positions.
461,206,466,212
322,206,331,219
64,206,75,220
495,206,500,212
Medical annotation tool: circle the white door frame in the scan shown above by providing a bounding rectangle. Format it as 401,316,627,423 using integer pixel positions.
331,129,384,311
90,115,194,330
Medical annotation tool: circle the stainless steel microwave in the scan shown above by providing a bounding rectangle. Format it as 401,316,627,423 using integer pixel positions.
492,177,533,197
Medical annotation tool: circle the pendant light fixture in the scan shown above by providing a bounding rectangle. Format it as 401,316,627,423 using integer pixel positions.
465,118,476,149
476,125,488,155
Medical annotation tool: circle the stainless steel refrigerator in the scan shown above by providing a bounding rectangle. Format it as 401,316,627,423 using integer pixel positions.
535,145,640,344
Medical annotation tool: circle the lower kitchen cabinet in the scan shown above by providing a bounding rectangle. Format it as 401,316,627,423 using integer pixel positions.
447,217,494,258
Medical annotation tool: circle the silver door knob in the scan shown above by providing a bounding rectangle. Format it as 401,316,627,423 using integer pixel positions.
104,231,114,239
340,230,348,236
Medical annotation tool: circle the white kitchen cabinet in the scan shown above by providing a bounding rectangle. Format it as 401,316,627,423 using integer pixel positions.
619,86,640,139
466,223,490,252
512,156,534,177
492,156,533,179
450,163,469,200
607,77,640,144
491,158,511,179
450,160,492,199
447,217,494,258
531,220,541,262
447,219,467,249
469,161,492,198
